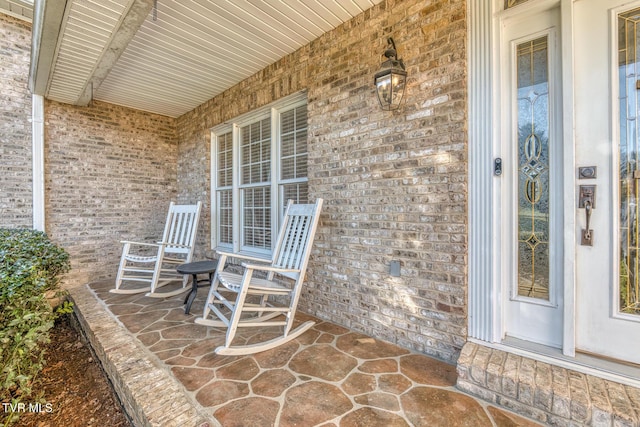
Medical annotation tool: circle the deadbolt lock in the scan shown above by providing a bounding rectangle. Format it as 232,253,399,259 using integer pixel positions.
578,185,596,209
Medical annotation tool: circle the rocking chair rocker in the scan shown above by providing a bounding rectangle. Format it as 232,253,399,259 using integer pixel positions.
195,199,323,355
111,201,202,297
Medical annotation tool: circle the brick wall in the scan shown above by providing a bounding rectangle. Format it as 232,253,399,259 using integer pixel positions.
45,100,178,286
0,12,181,288
177,0,467,362
0,13,32,228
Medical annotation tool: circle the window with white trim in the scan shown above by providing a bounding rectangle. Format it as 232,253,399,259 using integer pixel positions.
211,93,308,256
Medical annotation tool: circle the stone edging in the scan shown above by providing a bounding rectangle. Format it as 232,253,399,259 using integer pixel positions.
68,284,219,427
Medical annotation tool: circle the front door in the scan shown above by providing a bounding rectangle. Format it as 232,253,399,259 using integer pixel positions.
499,0,640,365
574,0,640,365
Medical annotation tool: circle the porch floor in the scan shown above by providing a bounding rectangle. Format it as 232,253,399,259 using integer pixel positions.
69,280,542,427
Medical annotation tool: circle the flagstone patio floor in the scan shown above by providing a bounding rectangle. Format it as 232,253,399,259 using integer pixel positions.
69,280,543,427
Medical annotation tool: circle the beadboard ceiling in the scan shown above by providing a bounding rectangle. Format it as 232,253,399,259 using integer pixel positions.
26,0,383,118
0,0,33,21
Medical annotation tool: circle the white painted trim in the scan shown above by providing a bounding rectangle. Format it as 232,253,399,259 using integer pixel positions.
211,91,307,133
29,0,67,95
496,0,561,20
560,0,576,357
32,94,45,232
270,107,280,239
210,126,233,251
470,0,571,347
468,0,498,342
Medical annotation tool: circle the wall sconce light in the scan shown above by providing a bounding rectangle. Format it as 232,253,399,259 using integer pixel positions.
374,37,407,110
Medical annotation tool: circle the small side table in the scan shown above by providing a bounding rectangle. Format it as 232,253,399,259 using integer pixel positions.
176,260,218,315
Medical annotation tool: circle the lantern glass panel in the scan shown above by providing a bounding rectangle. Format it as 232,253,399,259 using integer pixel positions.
375,74,392,108
391,73,406,108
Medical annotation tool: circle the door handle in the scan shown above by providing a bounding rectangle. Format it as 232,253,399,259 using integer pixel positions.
582,200,593,245
579,185,595,246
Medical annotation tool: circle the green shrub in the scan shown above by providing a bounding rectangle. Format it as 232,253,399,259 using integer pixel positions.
0,229,71,426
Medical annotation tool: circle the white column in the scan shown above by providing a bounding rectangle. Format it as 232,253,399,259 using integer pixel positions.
468,1,496,342
32,94,45,231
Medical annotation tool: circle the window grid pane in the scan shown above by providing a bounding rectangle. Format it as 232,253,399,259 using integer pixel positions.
242,187,271,250
281,105,308,181
217,132,233,186
241,118,271,185
281,182,309,206
218,189,233,245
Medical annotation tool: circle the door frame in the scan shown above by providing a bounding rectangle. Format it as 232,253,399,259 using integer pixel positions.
469,0,640,386
468,0,577,355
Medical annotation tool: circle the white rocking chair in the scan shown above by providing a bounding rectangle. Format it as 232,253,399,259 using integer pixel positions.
111,201,202,297
195,199,323,355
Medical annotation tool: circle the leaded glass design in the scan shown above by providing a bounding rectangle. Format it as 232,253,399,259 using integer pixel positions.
505,0,530,9
618,8,640,316
517,36,550,300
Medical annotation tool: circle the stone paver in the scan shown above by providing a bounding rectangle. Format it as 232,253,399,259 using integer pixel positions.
73,280,545,427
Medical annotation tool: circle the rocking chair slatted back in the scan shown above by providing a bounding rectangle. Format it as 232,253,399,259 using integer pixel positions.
163,203,201,254
273,202,320,278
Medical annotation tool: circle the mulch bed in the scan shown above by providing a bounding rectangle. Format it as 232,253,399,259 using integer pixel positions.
4,315,131,427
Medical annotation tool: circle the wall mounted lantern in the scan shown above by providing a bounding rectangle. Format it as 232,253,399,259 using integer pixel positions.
374,37,407,110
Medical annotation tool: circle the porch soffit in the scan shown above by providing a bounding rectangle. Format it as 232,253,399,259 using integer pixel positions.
0,0,33,21
28,0,383,118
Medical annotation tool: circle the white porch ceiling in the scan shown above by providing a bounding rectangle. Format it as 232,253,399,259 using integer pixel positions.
29,0,383,118
0,0,33,21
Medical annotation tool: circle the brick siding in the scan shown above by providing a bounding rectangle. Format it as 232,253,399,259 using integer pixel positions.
1,0,467,362
44,100,178,286
0,13,32,228
1,12,181,287
176,0,467,363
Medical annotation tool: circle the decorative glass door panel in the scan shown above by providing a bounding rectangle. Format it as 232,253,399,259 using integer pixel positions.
517,37,550,301
505,0,531,10
618,9,640,317
501,6,563,349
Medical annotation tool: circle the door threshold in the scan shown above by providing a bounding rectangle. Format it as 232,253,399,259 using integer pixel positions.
475,337,640,388
576,349,640,370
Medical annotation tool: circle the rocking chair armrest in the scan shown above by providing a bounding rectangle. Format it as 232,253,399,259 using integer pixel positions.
120,240,162,248
119,240,192,249
241,263,300,274
215,250,272,263
156,242,192,248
